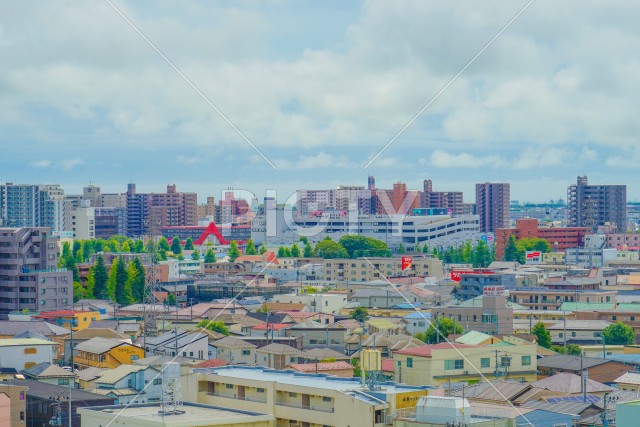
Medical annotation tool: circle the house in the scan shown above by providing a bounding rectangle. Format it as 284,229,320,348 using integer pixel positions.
88,319,143,340
614,372,640,392
61,328,130,364
33,309,101,331
73,337,144,369
349,333,423,358
434,294,516,335
213,337,257,365
0,338,57,371
250,323,291,337
393,342,538,386
532,372,613,396
404,311,432,335
75,366,105,390
255,343,305,369
537,354,637,384
547,319,612,345
21,362,76,386
13,379,114,427
365,317,407,334
193,358,228,369
0,320,69,360
133,355,204,376
260,302,310,312
0,383,28,427
454,331,504,346
143,330,208,360
287,361,354,377
302,347,351,362
175,302,248,319
92,365,161,404
284,325,347,353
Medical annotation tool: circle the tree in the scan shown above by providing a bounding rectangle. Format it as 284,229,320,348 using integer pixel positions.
351,358,362,378
259,243,267,254
228,241,241,262
65,256,80,283
415,317,463,344
422,244,429,254
114,258,131,305
245,239,257,255
461,241,473,264
291,243,301,258
503,235,518,262
73,282,85,303
158,237,170,252
121,241,131,253
204,248,217,263
93,255,109,299
107,258,119,300
170,236,182,255
397,243,406,254
191,249,201,261
472,240,493,268
84,267,95,300
277,246,288,258
299,236,309,245
532,322,552,348
165,293,177,306
196,320,230,336
350,307,369,322
339,235,390,258
130,258,146,302
303,242,314,258
184,237,194,250
551,344,581,355
62,242,72,260
133,240,144,253
603,322,636,345
314,237,348,259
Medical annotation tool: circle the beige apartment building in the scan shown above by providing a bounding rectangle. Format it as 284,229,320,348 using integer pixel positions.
393,342,538,386
184,366,432,427
323,256,443,282
507,289,617,311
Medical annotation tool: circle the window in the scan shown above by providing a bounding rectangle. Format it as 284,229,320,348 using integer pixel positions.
571,332,576,337
480,358,490,368
257,388,265,393
521,356,531,366
20,391,24,401
58,379,69,386
289,392,297,397
242,350,250,356
612,315,617,321
444,359,464,370
225,384,234,389
20,412,24,421
190,352,194,357
153,379,162,385
406,357,413,368
130,355,139,361
322,396,332,402
24,348,37,354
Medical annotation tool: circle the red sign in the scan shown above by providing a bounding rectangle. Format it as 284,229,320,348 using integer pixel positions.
526,251,541,259
450,269,494,282
401,256,412,271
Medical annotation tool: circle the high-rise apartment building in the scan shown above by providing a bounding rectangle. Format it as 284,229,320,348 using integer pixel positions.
0,183,63,229
421,179,464,216
376,182,421,216
126,184,198,237
0,227,73,319
568,176,627,232
475,182,510,233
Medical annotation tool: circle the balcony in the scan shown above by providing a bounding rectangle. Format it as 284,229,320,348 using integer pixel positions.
276,401,335,413
206,392,267,404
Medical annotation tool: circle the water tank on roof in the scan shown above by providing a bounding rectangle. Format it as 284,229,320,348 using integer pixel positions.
415,396,471,425
361,349,381,372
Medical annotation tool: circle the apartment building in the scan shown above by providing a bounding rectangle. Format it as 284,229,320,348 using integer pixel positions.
433,295,514,335
323,256,444,282
185,366,431,426
475,183,510,233
421,179,464,216
126,183,198,237
0,183,63,229
393,342,538,386
457,271,538,300
507,289,616,311
568,175,627,232
495,218,589,259
0,227,73,318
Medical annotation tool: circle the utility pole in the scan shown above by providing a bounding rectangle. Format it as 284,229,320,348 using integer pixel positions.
563,315,567,348
602,392,609,427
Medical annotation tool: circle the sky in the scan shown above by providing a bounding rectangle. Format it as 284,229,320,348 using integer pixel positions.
1,0,639,204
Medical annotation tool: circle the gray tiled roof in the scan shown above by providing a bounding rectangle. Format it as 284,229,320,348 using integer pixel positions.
0,320,69,336
12,379,115,403
522,400,593,415
74,337,129,354
537,355,612,371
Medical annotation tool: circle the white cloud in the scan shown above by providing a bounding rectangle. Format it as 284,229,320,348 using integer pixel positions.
275,152,352,170
429,150,504,169
59,158,84,171
31,159,52,168
176,155,202,165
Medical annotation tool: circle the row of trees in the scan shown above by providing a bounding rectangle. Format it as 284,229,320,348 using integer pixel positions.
72,255,146,305
503,236,552,264
532,321,636,350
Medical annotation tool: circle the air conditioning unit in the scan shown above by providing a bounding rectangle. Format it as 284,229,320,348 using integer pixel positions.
464,371,470,375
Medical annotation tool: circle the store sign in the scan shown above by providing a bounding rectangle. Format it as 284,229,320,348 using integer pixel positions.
401,256,413,271
525,251,542,264
483,286,505,296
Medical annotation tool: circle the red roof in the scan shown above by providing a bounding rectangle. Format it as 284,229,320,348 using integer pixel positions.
193,358,228,368
251,323,291,331
394,343,480,357
288,361,354,372
381,359,395,372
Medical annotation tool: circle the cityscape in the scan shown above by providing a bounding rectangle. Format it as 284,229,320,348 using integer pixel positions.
2,2,640,427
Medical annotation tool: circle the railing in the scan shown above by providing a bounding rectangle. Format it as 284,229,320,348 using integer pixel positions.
275,401,334,413
21,267,68,274
206,392,267,404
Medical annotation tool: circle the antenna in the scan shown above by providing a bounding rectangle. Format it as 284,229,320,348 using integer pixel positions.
159,362,184,415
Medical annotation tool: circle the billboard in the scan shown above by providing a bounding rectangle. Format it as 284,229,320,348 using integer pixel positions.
483,286,505,296
401,256,413,271
525,251,542,264
450,269,494,282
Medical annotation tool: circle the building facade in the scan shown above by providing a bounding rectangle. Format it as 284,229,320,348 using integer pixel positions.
568,175,627,232
475,183,510,233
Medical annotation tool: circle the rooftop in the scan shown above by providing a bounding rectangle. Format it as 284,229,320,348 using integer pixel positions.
0,320,69,336
0,338,57,347
288,361,354,372
21,362,75,379
394,342,480,357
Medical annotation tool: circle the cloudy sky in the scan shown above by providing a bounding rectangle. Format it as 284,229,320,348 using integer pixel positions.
1,0,639,203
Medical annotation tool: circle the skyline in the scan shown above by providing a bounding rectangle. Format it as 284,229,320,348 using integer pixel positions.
2,1,640,201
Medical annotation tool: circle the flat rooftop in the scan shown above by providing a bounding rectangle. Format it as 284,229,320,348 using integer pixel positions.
197,366,429,394
79,402,274,426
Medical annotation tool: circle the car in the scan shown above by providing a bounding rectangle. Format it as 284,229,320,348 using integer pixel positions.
61,366,73,372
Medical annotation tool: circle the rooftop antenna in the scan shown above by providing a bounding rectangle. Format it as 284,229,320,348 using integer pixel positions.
159,362,184,415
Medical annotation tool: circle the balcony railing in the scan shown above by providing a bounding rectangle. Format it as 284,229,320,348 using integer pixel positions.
206,392,267,404
276,401,335,413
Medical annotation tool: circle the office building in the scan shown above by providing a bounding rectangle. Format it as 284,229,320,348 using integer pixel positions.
126,184,198,237
475,183,510,233
0,227,72,319
323,256,444,282
568,175,627,232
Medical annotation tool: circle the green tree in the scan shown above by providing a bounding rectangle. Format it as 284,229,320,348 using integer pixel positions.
121,241,131,253
204,248,217,263
133,240,144,253
303,242,314,258
339,235,390,258
351,358,362,378
277,246,288,258
114,258,131,305
72,241,81,258
299,236,309,245
532,322,552,348
245,239,257,255
158,237,170,252
65,256,81,283
170,236,182,255
503,235,518,262
259,243,267,254
157,249,168,261
291,243,301,258
422,244,429,254
130,258,146,302
228,241,241,262
551,344,582,355
196,320,230,336
350,307,369,322
472,240,493,268
93,255,109,299
397,243,406,254
84,267,95,299
106,258,119,300
191,249,201,261
314,237,348,259
62,242,72,260
603,322,636,345
415,317,463,344
73,282,85,303
165,293,177,306
184,237,194,251
461,241,472,263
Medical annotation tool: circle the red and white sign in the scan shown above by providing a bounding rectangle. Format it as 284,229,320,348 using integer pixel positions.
525,251,542,264
483,286,505,296
401,256,413,271
450,269,494,282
